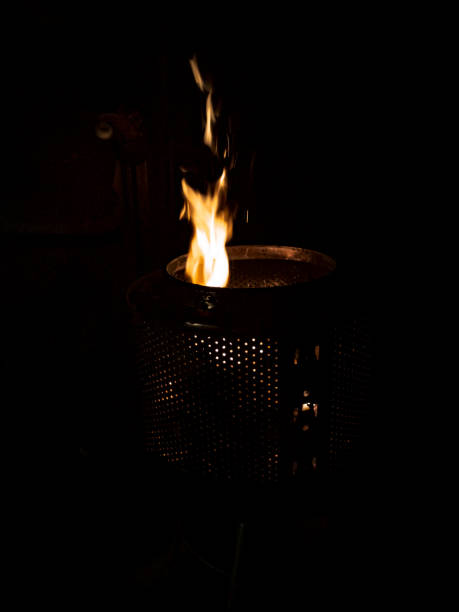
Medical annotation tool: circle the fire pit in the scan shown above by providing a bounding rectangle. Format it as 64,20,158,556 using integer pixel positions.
127,245,370,483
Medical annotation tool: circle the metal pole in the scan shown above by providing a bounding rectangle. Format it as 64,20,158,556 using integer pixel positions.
227,521,246,610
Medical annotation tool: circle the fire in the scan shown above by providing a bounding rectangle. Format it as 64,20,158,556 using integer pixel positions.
189,56,217,154
180,169,232,287
180,56,233,287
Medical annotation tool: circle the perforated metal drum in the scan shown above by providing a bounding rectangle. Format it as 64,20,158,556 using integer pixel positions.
127,246,370,483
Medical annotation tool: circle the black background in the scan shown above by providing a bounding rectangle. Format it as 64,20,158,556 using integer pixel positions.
2,8,390,262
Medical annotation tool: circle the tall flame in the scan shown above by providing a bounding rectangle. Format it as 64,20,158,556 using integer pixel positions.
180,56,233,287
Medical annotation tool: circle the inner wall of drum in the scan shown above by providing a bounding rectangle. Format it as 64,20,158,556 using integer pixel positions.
167,246,336,288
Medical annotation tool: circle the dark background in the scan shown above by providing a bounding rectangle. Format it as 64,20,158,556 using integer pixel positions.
1,8,390,608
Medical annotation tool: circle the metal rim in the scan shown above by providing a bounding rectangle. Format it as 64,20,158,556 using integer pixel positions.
166,245,336,288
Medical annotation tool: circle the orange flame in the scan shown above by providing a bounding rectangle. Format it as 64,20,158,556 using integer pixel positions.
189,56,217,154
180,56,233,287
180,169,232,286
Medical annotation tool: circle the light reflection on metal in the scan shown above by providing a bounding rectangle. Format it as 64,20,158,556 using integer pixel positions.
95,120,113,140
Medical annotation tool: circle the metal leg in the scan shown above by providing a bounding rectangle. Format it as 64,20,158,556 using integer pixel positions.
227,521,246,610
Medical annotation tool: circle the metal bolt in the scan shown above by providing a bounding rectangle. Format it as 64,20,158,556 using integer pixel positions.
201,294,217,310
95,120,113,140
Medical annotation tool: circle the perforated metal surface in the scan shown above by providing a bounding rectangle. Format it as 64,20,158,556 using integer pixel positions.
328,318,371,471
129,247,371,483
173,259,326,288
167,245,336,288
133,319,371,482
136,326,281,481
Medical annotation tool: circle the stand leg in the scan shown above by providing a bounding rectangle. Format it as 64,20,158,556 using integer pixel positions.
227,522,246,610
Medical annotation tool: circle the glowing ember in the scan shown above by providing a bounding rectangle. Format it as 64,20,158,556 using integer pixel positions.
180,56,234,287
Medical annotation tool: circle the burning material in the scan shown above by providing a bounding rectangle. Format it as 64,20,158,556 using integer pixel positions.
180,56,234,288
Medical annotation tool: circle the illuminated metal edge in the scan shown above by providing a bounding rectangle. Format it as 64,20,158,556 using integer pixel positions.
166,245,336,284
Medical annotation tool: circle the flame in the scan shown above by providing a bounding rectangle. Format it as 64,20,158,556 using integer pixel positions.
189,55,217,154
180,56,233,287
180,169,232,287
